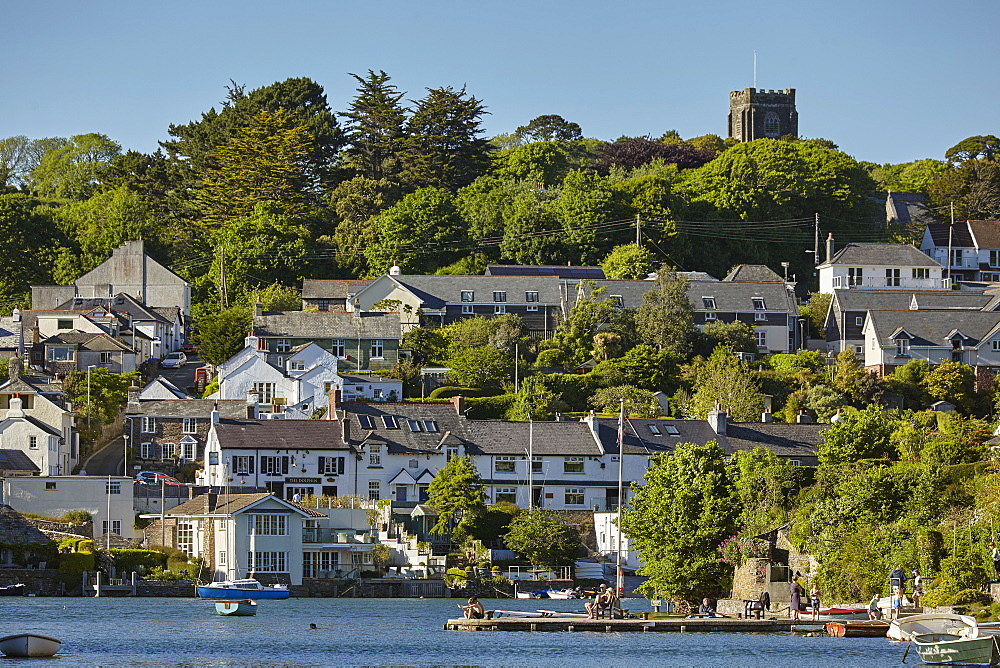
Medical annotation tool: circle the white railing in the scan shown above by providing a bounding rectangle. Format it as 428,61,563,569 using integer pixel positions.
832,276,950,290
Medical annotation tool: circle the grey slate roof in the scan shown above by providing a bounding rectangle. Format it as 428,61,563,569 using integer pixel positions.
909,292,992,310
586,280,657,310
819,243,941,268
887,192,933,227
0,317,22,351
133,399,248,419
253,311,401,340
831,289,922,312
166,492,326,518
723,265,785,283
867,309,1000,347
463,420,600,456
394,275,563,307
301,279,374,300
687,280,796,312
54,293,170,324
927,222,975,247
214,419,350,451
485,265,605,280
0,505,50,544
0,449,39,473
969,220,1000,249
45,332,133,352
344,403,470,455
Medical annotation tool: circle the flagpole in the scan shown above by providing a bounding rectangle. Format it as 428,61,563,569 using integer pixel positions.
616,398,624,596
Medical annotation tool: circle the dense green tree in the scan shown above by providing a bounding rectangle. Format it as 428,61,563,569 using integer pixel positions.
444,346,514,389
425,456,486,535
692,320,757,358
401,328,448,366
504,507,581,568
609,344,676,392
600,244,657,280
590,385,660,418
506,375,567,421
869,159,947,194
927,159,1000,223
690,346,765,421
0,194,64,307
327,176,401,276
729,447,802,535
884,359,934,410
29,133,121,200
621,440,736,600
544,284,632,367
191,305,252,366
634,269,694,357
0,136,62,189
56,186,157,271
63,368,140,435
514,115,583,143
922,361,980,414
832,349,883,405
363,187,466,276
549,170,621,263
803,384,847,423
341,70,408,181
399,86,490,191
945,135,1000,166
799,292,832,339
817,404,903,465
492,141,573,187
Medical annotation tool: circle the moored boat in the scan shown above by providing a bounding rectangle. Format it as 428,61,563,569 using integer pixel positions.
0,583,26,596
215,599,258,616
826,619,890,637
911,632,1000,666
889,613,978,641
196,578,289,600
0,634,61,657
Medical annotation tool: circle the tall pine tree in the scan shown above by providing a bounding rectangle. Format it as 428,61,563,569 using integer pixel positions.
342,70,408,182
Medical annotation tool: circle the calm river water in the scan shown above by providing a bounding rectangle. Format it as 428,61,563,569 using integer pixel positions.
2,597,910,667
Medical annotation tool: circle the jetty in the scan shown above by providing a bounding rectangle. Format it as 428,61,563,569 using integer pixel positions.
445,616,823,633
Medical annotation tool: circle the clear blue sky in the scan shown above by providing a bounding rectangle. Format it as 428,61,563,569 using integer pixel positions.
2,0,996,165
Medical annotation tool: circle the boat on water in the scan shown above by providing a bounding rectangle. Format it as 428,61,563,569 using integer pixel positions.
515,588,579,599
0,633,61,658
815,607,870,621
196,578,290,600
215,599,258,616
911,632,1000,666
0,583,26,596
888,613,978,641
825,619,890,637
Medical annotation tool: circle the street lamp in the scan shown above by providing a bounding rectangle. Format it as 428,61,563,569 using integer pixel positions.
123,432,129,477
86,365,97,429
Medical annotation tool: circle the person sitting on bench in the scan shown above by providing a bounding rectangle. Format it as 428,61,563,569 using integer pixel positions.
586,584,612,619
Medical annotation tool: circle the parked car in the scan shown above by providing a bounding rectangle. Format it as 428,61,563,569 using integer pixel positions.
180,343,196,355
160,351,187,368
134,471,183,486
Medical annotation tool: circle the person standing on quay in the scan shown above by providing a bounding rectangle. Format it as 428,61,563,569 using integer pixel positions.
789,573,804,620
991,542,1000,579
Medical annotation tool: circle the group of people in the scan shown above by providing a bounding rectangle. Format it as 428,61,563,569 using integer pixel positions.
585,583,619,618
788,572,822,621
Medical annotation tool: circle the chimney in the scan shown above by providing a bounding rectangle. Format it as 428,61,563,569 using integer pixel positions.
126,385,141,414
796,411,813,424
211,409,220,424
246,390,259,419
32,326,39,345
825,233,834,264
254,299,263,317
707,401,727,435
8,394,24,418
244,330,258,350
450,394,465,416
761,410,773,423
353,299,362,318
11,307,20,323
327,388,341,420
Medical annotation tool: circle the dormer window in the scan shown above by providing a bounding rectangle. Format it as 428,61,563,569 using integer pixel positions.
525,291,539,303
895,339,910,357
610,295,624,309
461,291,474,302
493,291,507,303
57,319,73,330
702,297,716,309
951,337,963,350
276,339,291,353
752,298,766,310
647,424,661,435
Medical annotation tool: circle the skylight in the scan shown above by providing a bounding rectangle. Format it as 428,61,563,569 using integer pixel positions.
407,419,423,432
647,424,661,435
383,415,399,429
358,415,376,429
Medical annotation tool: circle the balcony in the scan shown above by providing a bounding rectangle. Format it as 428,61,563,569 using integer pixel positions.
302,528,376,545
832,276,950,290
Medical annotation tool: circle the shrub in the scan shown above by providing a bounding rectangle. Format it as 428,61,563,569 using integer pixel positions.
108,549,167,574
465,394,516,419
429,386,485,399
61,510,92,524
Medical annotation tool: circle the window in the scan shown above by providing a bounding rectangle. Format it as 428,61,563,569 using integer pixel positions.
764,112,780,137
260,455,288,476
493,291,507,303
755,331,767,348
461,291,474,302
161,442,176,460
855,316,864,327
495,456,516,473
368,480,381,501
370,340,384,359
317,299,330,312
369,444,381,466
854,345,864,354
358,415,377,429
446,446,459,461
247,551,287,573
276,339,291,353
752,298,766,311
462,304,474,315
373,389,384,400
531,457,543,474
289,360,305,371
526,291,539,302
252,382,275,404
663,425,680,436
611,295,624,309
951,249,964,265
526,304,538,312
102,520,123,537
494,305,506,314
424,420,438,432
331,340,346,357
495,487,517,504
647,424,661,435
57,319,73,330
407,419,423,432
912,268,930,279
382,415,399,429
219,551,227,566
993,340,1000,351
176,522,193,554
233,455,254,475
106,481,121,495
885,268,900,287
755,311,767,322
99,352,113,364
45,482,56,490
319,456,345,475
251,515,287,536
409,459,419,469
48,346,75,362
141,417,156,433
702,297,716,309
28,436,37,450
991,251,1000,268
565,488,585,505
705,311,717,322
896,339,910,357
848,267,863,286
140,442,153,459
563,456,584,473
180,440,195,460
182,418,197,434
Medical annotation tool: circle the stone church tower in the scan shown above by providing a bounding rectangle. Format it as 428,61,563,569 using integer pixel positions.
728,88,798,141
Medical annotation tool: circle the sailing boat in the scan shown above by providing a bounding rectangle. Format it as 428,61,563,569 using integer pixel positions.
197,464,290,600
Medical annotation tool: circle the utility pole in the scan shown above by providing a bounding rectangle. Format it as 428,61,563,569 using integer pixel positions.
814,213,820,261
947,202,955,285
635,213,641,247
219,247,229,310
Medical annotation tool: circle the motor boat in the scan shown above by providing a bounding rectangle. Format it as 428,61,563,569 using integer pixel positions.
888,613,978,641
215,599,258,616
196,578,289,600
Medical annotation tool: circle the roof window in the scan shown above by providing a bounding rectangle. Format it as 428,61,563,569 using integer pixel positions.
647,424,661,435
407,419,423,432
382,415,399,429
358,415,377,429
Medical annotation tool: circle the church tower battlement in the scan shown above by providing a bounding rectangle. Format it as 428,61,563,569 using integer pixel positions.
728,88,798,142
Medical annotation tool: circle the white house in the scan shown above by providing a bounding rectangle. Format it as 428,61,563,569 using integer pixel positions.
817,235,947,293
920,220,1000,283
216,334,343,417
0,375,78,475
2,475,136,539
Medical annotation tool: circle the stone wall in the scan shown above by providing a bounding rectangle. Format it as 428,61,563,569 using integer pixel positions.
731,557,769,601
0,568,63,596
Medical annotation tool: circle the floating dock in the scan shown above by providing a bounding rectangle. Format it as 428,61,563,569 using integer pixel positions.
445,617,824,633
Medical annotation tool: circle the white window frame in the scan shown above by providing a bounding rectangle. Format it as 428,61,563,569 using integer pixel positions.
896,339,910,357
233,455,252,475
461,290,474,302
368,480,380,501
141,417,156,433
289,360,306,371
48,346,75,362
140,442,153,459
525,291,539,303
260,455,283,476
494,305,506,314
247,551,287,573
331,340,346,357
252,382,275,404
992,340,1000,351
99,352,113,364
526,304,538,312
181,440,196,460
493,291,507,303
885,268,901,287
176,522,193,554
370,340,384,359
106,481,121,494
251,514,288,536
755,331,767,348
276,339,292,353
102,520,123,537
495,455,516,473
563,456,584,474
495,487,517,504
161,442,176,460
369,444,381,466
564,488,585,506
182,418,197,434
912,268,930,279
704,311,717,322
855,316,864,327
462,304,474,315
28,436,38,450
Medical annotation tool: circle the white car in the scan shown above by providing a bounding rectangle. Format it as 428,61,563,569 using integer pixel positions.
161,351,187,368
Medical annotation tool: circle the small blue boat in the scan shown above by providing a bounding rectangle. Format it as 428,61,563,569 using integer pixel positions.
215,599,257,616
197,578,290,600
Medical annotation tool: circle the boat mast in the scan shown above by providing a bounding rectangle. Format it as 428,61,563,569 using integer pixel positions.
527,416,533,509
616,399,624,596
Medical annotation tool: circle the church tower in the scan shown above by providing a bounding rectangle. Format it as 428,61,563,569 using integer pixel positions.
728,88,798,141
